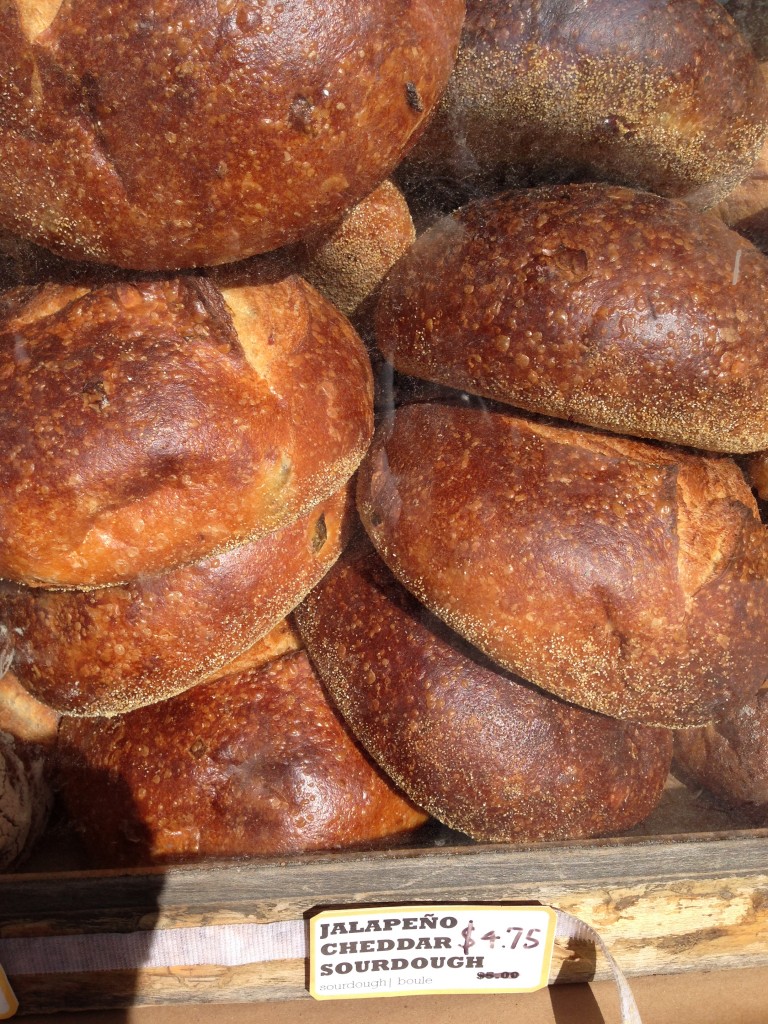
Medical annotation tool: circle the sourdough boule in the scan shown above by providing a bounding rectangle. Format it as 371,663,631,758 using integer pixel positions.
357,401,768,727
296,540,673,843
0,270,373,588
0,0,464,269
375,184,768,453
56,627,429,866
399,0,768,212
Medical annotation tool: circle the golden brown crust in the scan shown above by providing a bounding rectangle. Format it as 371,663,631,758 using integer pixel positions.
0,671,59,746
203,618,304,682
295,539,672,842
0,0,463,269
399,0,768,211
673,682,768,822
0,272,373,587
376,184,768,454
1,484,354,717
357,402,768,727
296,180,416,319
56,645,428,866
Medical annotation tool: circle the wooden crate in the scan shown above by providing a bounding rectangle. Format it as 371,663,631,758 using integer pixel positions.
1,777,767,1014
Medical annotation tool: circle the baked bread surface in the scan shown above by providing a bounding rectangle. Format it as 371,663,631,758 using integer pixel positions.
0,0,464,269
376,184,768,453
1,484,354,717
399,0,768,210
295,540,673,842
673,682,768,822
357,401,768,727
0,272,373,587
56,638,428,866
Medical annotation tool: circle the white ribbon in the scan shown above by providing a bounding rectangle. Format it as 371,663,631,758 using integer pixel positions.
0,907,641,1022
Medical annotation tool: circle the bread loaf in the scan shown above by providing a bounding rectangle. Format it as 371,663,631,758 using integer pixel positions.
0,0,464,269
398,0,768,212
673,681,768,822
0,672,57,870
357,401,768,727
295,540,672,843
1,483,354,717
0,271,373,587
375,184,768,453
56,627,429,866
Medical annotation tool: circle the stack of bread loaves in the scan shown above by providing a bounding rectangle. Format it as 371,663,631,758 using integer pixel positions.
294,1,768,842
0,0,468,864
4,0,768,863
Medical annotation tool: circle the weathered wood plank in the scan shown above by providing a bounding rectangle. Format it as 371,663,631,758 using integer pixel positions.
7,869,768,1012
3,830,767,929
2,779,766,1012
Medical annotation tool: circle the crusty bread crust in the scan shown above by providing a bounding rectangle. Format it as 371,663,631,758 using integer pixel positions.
673,682,768,822
295,539,672,842
376,184,768,454
296,180,416,320
357,402,768,727
1,484,354,717
0,0,463,269
56,640,428,866
400,0,767,210
0,272,373,587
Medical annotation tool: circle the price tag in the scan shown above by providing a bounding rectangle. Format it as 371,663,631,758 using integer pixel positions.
309,904,556,1000
0,964,17,1019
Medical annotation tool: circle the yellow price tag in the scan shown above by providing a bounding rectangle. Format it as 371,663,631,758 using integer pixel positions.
309,904,556,1000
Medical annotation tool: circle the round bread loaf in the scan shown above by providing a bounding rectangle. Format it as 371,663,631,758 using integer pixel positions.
1,483,354,717
56,631,429,866
0,271,373,588
0,729,52,870
375,184,768,454
357,401,768,727
673,681,768,822
295,540,672,842
0,0,463,270
398,0,768,212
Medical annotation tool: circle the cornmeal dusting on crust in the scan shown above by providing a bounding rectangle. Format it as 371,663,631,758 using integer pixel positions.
356,403,768,728
401,0,768,209
295,542,672,842
298,180,416,318
375,185,768,453
0,484,354,717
